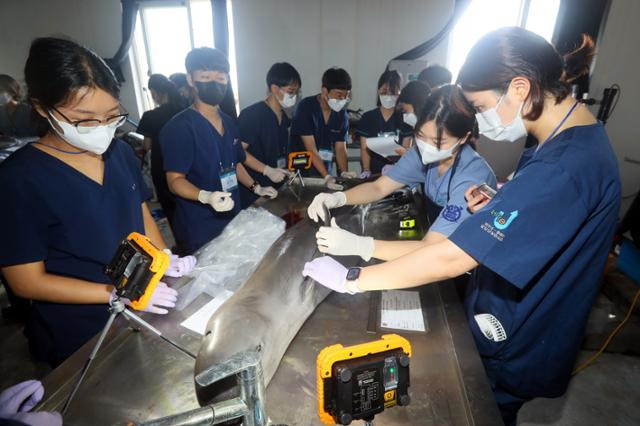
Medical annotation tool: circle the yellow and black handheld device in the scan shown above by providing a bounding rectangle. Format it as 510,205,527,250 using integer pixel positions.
317,334,412,425
104,232,170,311
288,151,312,171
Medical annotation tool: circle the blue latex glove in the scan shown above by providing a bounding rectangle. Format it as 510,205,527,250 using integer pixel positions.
0,380,62,426
381,164,394,176
302,256,349,293
0,380,43,414
165,254,197,277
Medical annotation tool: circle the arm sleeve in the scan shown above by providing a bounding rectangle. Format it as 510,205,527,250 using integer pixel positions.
448,162,588,288
430,158,497,237
136,111,153,137
160,120,194,174
238,108,259,147
386,147,425,186
0,177,50,266
290,101,315,136
340,110,350,142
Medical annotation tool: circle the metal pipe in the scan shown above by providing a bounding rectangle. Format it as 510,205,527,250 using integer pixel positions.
135,397,249,426
239,364,267,426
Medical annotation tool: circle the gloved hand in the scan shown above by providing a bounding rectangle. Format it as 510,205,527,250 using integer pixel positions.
198,190,234,212
324,175,344,191
302,256,350,293
253,184,278,199
317,218,375,261
340,171,358,179
262,165,291,183
307,192,347,222
110,282,178,314
0,380,62,426
359,170,371,179
0,380,43,414
381,164,394,176
164,253,197,278
4,411,62,426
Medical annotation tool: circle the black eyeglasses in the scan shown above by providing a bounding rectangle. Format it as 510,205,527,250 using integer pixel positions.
52,107,129,134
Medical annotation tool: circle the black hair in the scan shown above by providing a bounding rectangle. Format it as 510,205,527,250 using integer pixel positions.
148,74,184,111
321,67,351,91
457,27,596,121
0,74,22,101
397,80,431,116
24,37,120,136
414,84,478,149
377,70,401,93
417,65,452,89
169,72,189,89
185,47,230,75
266,62,301,89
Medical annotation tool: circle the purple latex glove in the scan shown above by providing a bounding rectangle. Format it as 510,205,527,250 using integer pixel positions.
164,254,197,278
381,164,394,175
3,411,63,426
0,380,43,414
302,256,349,293
110,282,178,314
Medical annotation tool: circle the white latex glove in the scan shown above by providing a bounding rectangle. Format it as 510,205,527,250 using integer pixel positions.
164,254,197,278
198,190,234,212
359,170,371,179
262,165,291,183
317,218,374,261
110,282,178,314
253,184,278,199
324,175,344,191
307,192,347,222
340,171,358,179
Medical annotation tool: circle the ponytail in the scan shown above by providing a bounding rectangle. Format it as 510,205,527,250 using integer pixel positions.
562,33,596,83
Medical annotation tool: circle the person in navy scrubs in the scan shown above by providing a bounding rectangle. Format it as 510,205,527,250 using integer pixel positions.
0,38,189,367
302,28,620,426
307,84,495,257
290,67,354,189
238,62,301,207
356,70,413,177
161,47,273,255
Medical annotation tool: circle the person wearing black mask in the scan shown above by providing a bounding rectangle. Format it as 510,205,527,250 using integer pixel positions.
159,47,270,255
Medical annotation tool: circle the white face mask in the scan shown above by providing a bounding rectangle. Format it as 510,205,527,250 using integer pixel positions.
475,94,527,142
403,112,417,128
278,91,297,108
379,95,398,109
415,137,460,165
0,93,10,106
328,97,349,112
48,113,118,155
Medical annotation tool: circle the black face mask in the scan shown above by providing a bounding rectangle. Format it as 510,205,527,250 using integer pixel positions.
194,80,227,106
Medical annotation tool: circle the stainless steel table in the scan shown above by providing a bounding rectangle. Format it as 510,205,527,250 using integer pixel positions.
38,179,502,425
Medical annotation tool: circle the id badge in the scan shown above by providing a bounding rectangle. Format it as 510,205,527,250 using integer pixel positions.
277,157,286,169
220,168,238,192
319,149,333,162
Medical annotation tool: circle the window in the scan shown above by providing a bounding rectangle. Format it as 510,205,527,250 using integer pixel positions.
129,0,238,117
447,0,561,80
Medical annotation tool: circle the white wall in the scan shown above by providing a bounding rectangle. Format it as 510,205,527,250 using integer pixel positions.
589,0,640,216
232,0,454,111
0,0,140,119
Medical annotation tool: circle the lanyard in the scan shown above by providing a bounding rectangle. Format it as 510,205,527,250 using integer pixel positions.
536,101,579,153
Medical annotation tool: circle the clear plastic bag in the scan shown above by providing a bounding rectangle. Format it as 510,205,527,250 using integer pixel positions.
176,207,286,310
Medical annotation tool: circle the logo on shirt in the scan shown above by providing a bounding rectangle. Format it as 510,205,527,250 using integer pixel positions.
442,205,463,222
480,209,519,242
492,210,519,230
131,183,136,191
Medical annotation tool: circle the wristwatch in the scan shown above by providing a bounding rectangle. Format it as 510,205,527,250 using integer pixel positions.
345,267,362,294
249,181,258,192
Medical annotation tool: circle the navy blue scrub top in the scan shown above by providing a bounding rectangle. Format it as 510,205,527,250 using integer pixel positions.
289,95,349,175
387,144,496,237
237,101,290,207
0,140,151,366
355,108,411,174
160,108,246,255
449,123,620,399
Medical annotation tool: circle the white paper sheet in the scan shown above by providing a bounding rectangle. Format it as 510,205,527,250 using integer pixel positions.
181,290,234,335
366,136,400,158
380,290,426,332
